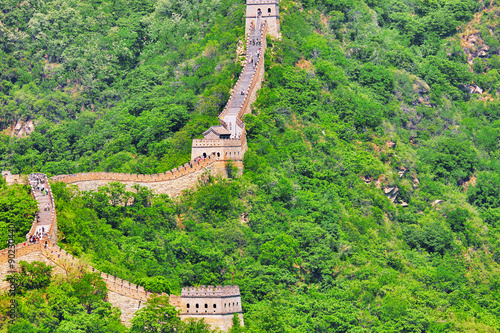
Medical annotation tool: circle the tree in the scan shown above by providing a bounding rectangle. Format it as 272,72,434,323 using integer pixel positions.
0,184,37,245
229,314,243,333
419,137,477,184
447,208,469,233
259,234,299,270
136,276,171,294
359,62,395,101
72,273,108,314
5,261,53,295
468,172,500,209
130,295,181,333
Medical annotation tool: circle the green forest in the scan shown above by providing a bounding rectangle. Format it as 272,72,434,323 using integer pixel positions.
1,0,500,331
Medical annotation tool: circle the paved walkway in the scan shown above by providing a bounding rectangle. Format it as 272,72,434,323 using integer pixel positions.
28,174,53,239
223,17,264,138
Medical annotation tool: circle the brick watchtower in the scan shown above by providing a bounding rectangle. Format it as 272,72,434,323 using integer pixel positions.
245,0,280,38
178,285,244,331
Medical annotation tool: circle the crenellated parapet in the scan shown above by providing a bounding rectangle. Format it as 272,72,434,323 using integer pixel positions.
181,285,241,297
52,153,219,184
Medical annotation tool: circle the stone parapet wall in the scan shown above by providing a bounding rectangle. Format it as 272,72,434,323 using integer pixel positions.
218,21,256,123
66,161,224,197
182,285,241,297
52,154,217,184
51,154,228,197
192,139,244,148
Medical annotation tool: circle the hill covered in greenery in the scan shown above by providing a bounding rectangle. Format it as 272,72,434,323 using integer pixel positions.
2,0,500,331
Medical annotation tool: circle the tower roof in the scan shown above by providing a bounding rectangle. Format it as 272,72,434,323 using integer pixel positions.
202,125,231,137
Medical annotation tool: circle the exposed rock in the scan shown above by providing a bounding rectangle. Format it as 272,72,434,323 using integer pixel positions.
12,119,34,137
386,140,396,148
384,186,395,194
431,199,444,206
413,177,419,188
469,83,484,94
412,77,431,106
383,186,399,203
401,202,408,207
463,174,477,190
398,167,407,178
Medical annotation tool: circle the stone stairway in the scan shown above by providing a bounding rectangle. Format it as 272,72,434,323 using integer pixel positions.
27,173,55,241
223,18,264,138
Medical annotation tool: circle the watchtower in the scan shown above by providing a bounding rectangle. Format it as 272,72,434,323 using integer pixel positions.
246,0,280,38
178,285,244,331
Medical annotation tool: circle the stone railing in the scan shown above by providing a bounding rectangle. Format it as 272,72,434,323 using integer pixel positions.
52,153,218,185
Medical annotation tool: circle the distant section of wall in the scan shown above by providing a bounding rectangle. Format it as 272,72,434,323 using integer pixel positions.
1,171,24,185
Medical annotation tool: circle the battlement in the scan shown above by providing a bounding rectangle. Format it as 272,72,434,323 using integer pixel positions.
192,139,243,148
181,285,241,297
52,153,219,185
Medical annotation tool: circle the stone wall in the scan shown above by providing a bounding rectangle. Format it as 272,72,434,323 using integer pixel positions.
0,242,244,331
180,313,244,332
191,21,268,165
1,171,24,185
0,242,159,324
52,155,228,197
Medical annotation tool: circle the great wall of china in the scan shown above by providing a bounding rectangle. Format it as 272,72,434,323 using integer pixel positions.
0,1,280,331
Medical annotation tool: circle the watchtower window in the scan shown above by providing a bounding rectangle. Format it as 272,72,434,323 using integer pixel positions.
203,153,207,158
217,152,220,157
268,8,271,13
187,304,190,308
213,304,217,308
196,304,199,308
205,304,208,308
